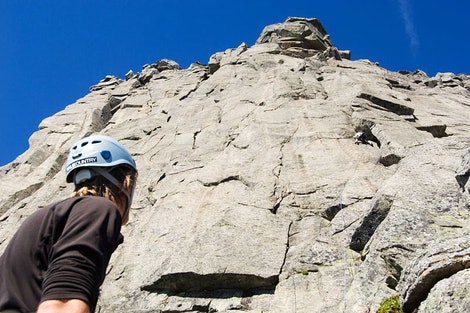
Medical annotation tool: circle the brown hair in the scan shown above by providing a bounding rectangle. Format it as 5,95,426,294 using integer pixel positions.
71,166,137,211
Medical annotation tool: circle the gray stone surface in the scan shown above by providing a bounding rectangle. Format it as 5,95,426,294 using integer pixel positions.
1,17,470,313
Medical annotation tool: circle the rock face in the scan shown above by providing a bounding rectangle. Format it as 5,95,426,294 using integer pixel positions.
1,17,470,313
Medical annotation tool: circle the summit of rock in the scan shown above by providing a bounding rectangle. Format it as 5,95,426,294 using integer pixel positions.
1,17,470,313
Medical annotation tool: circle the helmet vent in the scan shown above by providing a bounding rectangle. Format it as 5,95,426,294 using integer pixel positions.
101,150,111,160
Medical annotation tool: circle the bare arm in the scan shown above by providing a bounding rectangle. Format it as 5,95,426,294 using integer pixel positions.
37,299,90,313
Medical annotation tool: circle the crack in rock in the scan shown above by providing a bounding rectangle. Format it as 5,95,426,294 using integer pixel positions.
321,203,348,221
455,149,470,191
349,194,393,252
358,93,415,116
379,153,403,167
200,175,252,188
141,272,278,295
416,125,448,138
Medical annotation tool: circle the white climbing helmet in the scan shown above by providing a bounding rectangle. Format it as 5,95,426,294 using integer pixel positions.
65,134,138,222
65,134,137,184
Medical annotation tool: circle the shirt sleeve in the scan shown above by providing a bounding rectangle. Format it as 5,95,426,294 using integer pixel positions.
41,197,123,308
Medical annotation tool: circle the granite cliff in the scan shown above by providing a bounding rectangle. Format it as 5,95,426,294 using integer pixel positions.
1,17,470,313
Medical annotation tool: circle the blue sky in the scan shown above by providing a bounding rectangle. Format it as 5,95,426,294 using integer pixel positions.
1,0,469,166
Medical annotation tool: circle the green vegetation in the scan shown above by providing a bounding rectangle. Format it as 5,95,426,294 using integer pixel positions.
376,295,404,313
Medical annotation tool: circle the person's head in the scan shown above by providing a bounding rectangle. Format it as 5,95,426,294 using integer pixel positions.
65,134,138,224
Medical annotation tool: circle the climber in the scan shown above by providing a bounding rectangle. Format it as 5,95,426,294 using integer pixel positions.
0,134,138,313
354,131,374,146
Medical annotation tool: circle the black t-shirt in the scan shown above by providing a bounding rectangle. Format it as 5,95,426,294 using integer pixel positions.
0,196,123,313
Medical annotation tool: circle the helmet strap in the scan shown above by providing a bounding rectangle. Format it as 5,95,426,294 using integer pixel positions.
92,167,133,222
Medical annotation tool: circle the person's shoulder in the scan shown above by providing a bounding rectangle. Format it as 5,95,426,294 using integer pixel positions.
63,196,119,219
54,196,115,209
79,196,116,206
41,197,120,227
79,196,118,212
